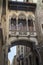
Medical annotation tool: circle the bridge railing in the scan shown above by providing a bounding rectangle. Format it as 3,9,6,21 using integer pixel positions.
9,30,37,37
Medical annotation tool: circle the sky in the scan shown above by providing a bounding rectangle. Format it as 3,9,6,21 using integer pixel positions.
8,46,16,64
12,0,37,3
33,0,37,3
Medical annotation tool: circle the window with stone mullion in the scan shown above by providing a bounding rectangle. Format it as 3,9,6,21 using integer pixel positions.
10,18,17,31
18,19,27,32
28,19,34,32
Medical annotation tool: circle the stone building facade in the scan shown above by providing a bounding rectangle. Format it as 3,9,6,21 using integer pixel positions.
16,45,31,57
8,59,10,65
12,55,18,65
13,46,31,65
0,0,43,65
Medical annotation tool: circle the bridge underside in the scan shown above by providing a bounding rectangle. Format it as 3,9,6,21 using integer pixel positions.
8,40,41,65
11,39,35,47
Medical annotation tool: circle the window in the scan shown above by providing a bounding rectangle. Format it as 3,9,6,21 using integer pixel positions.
28,19,33,31
18,50,20,55
18,45,19,48
26,47,27,52
2,0,6,15
18,14,27,35
18,18,27,35
21,47,23,53
10,18,17,30
42,24,43,29
18,19,26,31
26,0,28,2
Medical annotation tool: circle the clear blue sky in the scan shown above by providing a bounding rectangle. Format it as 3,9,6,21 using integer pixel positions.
8,46,16,64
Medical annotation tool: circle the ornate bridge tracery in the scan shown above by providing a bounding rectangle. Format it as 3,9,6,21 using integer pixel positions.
0,0,43,65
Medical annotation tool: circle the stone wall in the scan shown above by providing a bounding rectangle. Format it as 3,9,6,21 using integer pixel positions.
36,0,43,43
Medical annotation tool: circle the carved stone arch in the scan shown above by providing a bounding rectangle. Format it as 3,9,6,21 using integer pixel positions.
18,13,26,19
9,14,17,25
28,13,35,21
10,14,17,19
18,13,27,34
9,38,39,63
27,13,36,32
11,39,35,47
9,14,17,31
9,37,38,47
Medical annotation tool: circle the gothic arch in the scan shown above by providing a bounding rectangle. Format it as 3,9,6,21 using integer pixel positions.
11,39,34,47
18,13,27,34
9,13,17,20
18,13,26,19
3,38,40,65
27,14,36,32
9,14,17,31
28,14,35,21
8,39,40,65
9,37,38,47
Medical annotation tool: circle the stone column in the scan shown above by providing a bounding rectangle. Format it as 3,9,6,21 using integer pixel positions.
0,41,3,65
33,55,35,65
23,58,26,65
2,45,8,65
35,2,42,43
2,46,6,65
28,57,30,65
5,46,8,65
0,28,4,65
20,60,22,65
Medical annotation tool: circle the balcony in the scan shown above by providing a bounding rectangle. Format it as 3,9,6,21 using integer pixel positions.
9,19,37,37
8,1,36,12
9,30,37,37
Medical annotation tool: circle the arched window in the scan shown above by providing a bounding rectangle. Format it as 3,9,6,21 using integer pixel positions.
9,15,17,31
18,14,27,35
10,18,16,31
28,19,34,32
28,14,35,32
